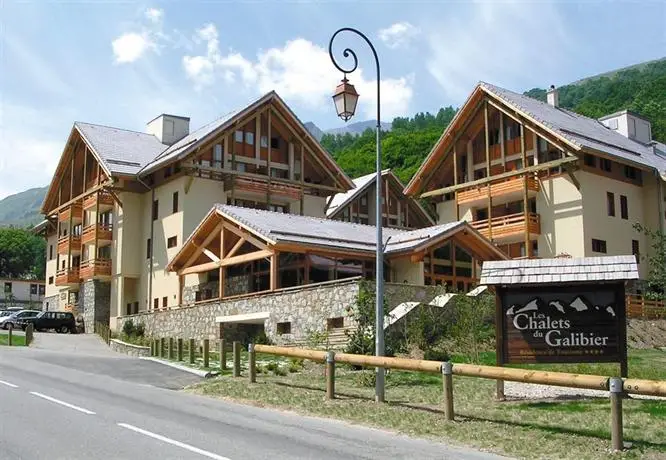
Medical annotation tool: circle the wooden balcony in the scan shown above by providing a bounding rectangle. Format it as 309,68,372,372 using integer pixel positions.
55,267,80,287
83,190,114,211
79,258,112,280
472,212,541,243
58,203,83,223
81,223,113,246
235,177,301,201
458,176,540,206
57,235,82,254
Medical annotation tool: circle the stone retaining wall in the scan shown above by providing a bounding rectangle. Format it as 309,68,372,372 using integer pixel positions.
116,279,447,345
109,338,151,357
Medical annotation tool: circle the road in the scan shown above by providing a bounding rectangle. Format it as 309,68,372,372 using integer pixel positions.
0,334,504,460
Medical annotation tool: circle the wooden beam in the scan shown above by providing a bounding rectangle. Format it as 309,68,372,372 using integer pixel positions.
70,155,75,200
108,190,123,209
178,275,184,306
270,252,278,291
83,147,88,193
183,222,223,268
47,182,113,216
255,114,261,160
221,249,273,267
521,124,530,259
485,101,492,242
419,156,579,198
222,222,269,250
202,248,220,263
225,237,246,259
179,260,219,276
564,162,581,190
299,144,305,215
267,109,272,208
219,226,225,299
453,145,459,220
500,112,506,168
184,175,194,194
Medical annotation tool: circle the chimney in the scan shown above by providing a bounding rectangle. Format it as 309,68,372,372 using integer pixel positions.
147,114,190,145
546,85,559,108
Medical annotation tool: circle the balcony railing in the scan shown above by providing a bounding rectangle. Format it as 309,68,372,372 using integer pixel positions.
83,190,114,210
81,223,113,246
626,295,666,319
458,176,540,206
235,177,301,201
472,212,541,241
55,267,80,286
58,203,83,222
79,258,112,280
57,235,82,254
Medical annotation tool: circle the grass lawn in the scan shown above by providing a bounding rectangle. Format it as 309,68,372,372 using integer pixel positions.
187,348,666,460
0,333,26,346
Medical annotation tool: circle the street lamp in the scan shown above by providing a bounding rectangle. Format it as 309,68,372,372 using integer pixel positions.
329,27,385,403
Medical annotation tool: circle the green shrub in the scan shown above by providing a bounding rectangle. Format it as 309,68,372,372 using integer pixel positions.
122,319,135,337
423,348,451,362
288,358,304,373
355,370,376,387
134,322,145,337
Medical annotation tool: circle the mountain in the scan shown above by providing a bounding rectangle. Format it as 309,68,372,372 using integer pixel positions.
305,120,393,141
0,186,47,228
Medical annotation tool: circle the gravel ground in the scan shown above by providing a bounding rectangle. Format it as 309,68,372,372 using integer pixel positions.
505,381,666,401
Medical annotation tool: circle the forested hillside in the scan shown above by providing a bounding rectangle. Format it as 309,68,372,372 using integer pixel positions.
322,58,666,183
0,186,47,228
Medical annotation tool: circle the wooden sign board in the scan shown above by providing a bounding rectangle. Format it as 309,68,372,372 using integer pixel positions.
496,283,627,374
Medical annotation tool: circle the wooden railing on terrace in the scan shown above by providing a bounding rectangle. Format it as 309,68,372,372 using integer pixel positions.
235,177,301,201
458,176,539,205
83,190,114,210
79,258,112,279
58,203,83,222
81,223,113,245
57,234,82,254
56,267,80,286
471,212,540,240
626,295,666,319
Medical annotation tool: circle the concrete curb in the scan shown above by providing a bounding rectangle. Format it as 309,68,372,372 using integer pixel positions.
139,357,219,378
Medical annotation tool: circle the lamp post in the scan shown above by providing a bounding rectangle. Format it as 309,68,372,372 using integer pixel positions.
329,27,385,403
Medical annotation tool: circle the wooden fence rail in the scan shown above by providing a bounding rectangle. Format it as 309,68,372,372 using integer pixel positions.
252,344,666,453
626,295,666,319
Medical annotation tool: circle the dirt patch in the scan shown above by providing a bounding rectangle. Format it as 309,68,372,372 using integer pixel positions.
627,319,666,348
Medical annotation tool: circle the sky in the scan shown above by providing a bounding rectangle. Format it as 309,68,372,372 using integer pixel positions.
0,0,665,200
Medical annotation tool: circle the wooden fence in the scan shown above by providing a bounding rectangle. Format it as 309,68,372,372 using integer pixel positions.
626,295,666,319
249,344,666,452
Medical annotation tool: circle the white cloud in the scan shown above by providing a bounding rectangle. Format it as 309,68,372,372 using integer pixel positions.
112,32,154,63
425,1,573,103
378,22,421,49
182,25,413,120
145,8,163,24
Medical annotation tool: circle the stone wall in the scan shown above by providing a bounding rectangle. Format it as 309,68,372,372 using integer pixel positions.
81,280,111,333
182,276,251,305
109,339,151,357
42,295,59,311
116,278,450,345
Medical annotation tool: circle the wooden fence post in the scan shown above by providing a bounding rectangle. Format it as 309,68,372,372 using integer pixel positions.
219,339,227,371
610,377,624,451
233,341,241,377
168,337,175,360
203,339,210,368
177,338,183,361
326,350,336,400
442,361,454,421
189,338,195,364
249,343,256,383
8,327,12,346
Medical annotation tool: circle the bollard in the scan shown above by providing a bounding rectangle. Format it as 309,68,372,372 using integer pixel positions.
610,377,624,452
442,361,454,421
219,339,227,371
189,338,195,364
249,343,256,383
7,327,12,346
203,339,210,368
326,350,336,400
168,338,175,360
177,338,183,361
233,341,241,377
26,323,33,346
496,379,505,401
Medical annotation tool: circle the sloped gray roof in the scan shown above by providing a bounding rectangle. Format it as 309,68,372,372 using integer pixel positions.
480,255,639,285
75,122,167,175
216,204,470,255
327,170,389,216
480,82,666,174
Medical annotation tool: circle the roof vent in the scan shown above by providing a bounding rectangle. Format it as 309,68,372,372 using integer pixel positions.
546,85,559,108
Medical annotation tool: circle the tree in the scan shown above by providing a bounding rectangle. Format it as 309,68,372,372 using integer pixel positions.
633,223,666,300
0,227,45,280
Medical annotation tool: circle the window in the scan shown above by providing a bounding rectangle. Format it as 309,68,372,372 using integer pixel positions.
260,136,268,148
270,137,279,149
620,195,628,220
162,297,168,309
172,192,179,213
608,118,619,130
167,236,178,248
235,162,246,172
153,298,159,310
49,245,53,260
584,154,596,167
607,192,615,217
146,238,152,259
245,132,254,145
360,196,367,206
600,158,612,172
4,282,11,293
327,317,344,330
30,284,38,295
277,322,291,335
592,239,607,254
126,303,132,315
624,165,638,180
213,144,223,166
49,276,54,285
234,130,243,142
152,200,159,221
632,239,640,262
39,285,45,295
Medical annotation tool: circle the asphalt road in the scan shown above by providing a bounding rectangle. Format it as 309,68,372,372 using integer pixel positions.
0,334,505,460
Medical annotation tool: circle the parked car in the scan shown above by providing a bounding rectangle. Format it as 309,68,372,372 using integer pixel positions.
0,310,41,330
19,311,77,334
